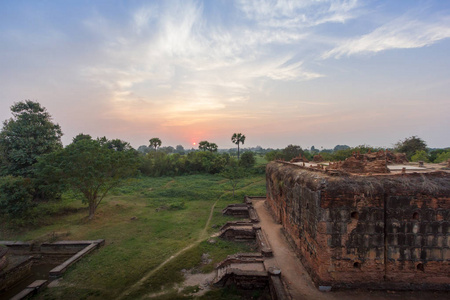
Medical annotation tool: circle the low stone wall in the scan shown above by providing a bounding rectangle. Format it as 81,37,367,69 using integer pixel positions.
10,280,48,300
0,256,33,293
0,239,105,298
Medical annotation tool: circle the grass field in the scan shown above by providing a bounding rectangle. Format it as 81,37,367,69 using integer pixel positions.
2,173,266,299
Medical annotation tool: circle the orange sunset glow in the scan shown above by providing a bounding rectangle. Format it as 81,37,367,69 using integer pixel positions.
0,0,448,150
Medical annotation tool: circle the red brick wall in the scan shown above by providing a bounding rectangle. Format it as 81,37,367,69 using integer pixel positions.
266,162,450,290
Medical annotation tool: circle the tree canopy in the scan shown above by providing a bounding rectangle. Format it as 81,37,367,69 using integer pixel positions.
35,138,139,219
395,136,427,160
149,138,162,150
239,151,256,168
0,100,63,177
281,144,305,161
198,141,218,152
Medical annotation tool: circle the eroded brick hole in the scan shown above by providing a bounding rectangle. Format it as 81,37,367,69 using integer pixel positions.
417,263,425,272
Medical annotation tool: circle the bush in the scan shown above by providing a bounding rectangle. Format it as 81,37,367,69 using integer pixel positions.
265,150,283,161
429,149,447,163
332,145,379,161
239,151,256,168
435,151,450,163
411,150,430,162
0,176,35,218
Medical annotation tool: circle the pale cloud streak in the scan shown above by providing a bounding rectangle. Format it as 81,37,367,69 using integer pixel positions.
236,0,360,28
81,0,323,127
324,16,450,58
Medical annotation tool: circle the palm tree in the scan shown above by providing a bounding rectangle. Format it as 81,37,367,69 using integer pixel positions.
231,133,246,159
198,141,209,151
149,138,162,150
208,143,218,152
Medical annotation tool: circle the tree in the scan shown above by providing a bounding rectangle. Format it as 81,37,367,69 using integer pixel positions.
160,146,174,154
0,176,35,218
310,146,319,154
435,151,450,163
429,149,447,163
220,161,246,198
333,145,350,152
175,145,185,155
239,151,255,168
198,141,210,151
231,133,246,159
265,150,283,161
207,143,218,152
35,138,139,219
72,133,92,144
411,150,430,162
395,136,427,160
199,141,218,152
137,145,150,154
282,144,304,161
104,138,133,152
149,138,162,150
0,100,63,177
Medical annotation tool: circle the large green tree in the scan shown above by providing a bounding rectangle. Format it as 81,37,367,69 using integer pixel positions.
36,138,139,219
231,133,246,160
0,100,63,177
395,136,427,160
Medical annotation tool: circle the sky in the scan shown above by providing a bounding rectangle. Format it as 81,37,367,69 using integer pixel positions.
1,0,449,150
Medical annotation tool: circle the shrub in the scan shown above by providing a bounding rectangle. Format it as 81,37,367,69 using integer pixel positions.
411,150,430,162
239,151,256,168
265,150,283,161
435,151,450,163
0,176,35,218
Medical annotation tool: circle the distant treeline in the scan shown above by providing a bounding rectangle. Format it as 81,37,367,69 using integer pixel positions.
138,150,262,177
262,138,450,163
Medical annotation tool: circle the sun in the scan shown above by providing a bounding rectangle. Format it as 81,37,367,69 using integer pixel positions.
193,142,196,146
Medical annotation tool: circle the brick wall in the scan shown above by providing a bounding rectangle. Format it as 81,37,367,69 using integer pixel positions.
266,162,450,290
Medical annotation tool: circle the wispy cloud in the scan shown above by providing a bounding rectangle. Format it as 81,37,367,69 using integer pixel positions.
323,16,450,58
80,0,324,126
236,0,360,28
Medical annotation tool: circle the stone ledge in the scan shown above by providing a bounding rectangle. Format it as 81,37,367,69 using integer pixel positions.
49,242,99,278
10,280,48,300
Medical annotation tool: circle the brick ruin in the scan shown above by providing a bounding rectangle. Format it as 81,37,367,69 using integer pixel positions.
266,161,450,290
214,197,289,299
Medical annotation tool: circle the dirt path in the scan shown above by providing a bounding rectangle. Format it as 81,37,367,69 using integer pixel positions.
117,196,219,300
253,199,332,300
253,199,449,300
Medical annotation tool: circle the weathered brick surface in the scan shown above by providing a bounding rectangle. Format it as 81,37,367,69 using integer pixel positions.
266,162,450,290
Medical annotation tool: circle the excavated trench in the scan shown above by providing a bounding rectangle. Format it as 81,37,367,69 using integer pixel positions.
217,196,289,299
0,240,104,300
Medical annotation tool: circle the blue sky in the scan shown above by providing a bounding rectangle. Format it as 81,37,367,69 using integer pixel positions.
1,0,449,149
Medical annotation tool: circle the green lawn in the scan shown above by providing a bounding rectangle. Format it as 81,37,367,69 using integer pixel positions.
2,173,266,299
